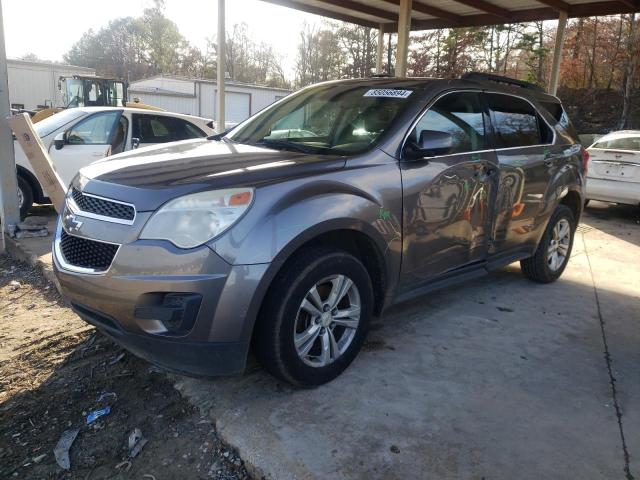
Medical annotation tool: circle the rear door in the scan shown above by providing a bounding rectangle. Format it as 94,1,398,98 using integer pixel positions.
486,93,557,256
399,91,498,289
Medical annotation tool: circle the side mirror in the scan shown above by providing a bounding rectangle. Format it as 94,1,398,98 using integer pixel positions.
54,131,66,150
131,137,140,149
408,130,453,159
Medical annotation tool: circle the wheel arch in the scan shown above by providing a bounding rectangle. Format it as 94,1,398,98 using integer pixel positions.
559,188,582,224
244,221,392,344
16,165,45,203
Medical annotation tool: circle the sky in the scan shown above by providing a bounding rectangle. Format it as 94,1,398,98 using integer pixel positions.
2,0,324,76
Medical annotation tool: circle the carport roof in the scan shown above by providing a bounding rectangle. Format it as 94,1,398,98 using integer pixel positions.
260,0,640,31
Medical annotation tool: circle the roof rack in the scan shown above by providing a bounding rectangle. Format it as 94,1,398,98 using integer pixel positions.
461,72,546,93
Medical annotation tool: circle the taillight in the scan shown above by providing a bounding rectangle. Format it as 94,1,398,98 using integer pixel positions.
581,147,590,175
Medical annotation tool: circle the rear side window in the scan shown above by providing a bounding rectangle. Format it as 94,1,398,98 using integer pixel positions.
541,100,577,137
410,92,486,155
487,94,553,148
133,115,206,144
592,136,640,151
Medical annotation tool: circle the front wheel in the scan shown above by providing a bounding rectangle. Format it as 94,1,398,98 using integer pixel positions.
254,247,373,387
520,204,575,283
17,176,34,220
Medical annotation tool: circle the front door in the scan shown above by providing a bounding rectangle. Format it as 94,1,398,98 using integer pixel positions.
51,111,122,186
399,91,498,290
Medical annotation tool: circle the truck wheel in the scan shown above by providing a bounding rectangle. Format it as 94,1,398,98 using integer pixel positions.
254,247,373,387
17,176,34,220
521,204,575,283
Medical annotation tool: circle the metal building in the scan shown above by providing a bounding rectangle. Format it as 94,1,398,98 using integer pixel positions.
128,75,291,124
7,59,95,110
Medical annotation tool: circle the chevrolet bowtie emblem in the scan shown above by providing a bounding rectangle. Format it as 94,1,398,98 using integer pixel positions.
65,213,83,233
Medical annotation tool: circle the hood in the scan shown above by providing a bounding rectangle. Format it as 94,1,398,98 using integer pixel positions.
77,138,346,211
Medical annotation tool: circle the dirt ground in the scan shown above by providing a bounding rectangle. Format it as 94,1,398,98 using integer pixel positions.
0,255,251,480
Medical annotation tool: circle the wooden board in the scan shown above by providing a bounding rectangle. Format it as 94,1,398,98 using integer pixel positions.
9,113,66,213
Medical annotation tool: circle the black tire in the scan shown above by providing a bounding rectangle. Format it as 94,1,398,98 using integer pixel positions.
520,204,575,283
17,175,34,220
254,247,373,387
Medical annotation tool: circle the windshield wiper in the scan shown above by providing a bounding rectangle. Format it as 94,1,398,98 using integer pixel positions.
255,139,317,154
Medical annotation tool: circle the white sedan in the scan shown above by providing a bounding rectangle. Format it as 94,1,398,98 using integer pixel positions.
15,107,214,216
586,130,640,207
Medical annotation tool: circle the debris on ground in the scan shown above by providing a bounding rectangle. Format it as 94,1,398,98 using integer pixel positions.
53,428,80,470
13,215,50,238
128,428,148,458
96,391,118,403
86,407,111,425
0,255,251,479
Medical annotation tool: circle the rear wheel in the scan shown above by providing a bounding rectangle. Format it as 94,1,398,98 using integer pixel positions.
254,247,373,387
520,204,575,283
17,176,34,220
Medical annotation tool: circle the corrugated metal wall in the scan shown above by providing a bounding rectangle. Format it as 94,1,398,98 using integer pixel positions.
129,92,198,116
129,76,291,123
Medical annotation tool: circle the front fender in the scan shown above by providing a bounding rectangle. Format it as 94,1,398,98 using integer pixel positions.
209,160,403,268
208,160,403,341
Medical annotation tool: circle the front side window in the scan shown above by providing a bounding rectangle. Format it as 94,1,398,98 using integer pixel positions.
408,92,486,155
488,94,552,148
228,85,415,155
592,136,640,152
66,111,121,145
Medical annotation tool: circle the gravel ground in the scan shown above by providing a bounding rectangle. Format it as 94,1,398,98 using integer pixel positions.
0,254,252,480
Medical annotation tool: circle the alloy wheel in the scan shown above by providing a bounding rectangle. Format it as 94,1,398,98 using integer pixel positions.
547,218,571,271
17,186,24,210
293,274,361,368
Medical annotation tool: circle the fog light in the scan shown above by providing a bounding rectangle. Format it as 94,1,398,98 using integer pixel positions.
135,293,202,335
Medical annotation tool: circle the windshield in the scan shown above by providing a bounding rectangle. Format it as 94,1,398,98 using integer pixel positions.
65,79,85,108
227,84,415,155
35,109,86,138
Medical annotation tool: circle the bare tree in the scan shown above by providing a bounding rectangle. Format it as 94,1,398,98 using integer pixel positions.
619,13,638,129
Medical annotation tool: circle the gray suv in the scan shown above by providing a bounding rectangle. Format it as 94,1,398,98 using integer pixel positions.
54,74,587,386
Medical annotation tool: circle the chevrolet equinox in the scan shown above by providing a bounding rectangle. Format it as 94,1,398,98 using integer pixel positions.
54,73,587,386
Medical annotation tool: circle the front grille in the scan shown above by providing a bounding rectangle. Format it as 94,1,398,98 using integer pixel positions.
71,188,135,221
60,230,119,271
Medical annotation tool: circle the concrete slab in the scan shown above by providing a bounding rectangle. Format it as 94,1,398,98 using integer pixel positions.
6,201,638,479
175,202,640,480
3,205,56,282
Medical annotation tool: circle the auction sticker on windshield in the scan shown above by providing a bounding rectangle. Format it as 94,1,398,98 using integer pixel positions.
363,89,413,98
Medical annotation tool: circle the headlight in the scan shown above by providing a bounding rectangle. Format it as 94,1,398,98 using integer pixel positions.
139,188,254,248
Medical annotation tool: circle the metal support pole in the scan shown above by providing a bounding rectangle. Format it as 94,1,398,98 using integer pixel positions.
395,0,412,77
548,10,568,96
376,24,385,75
216,0,226,134
0,0,20,252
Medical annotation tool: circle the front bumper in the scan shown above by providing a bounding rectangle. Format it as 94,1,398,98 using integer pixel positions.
70,302,249,376
53,218,269,377
586,177,640,205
